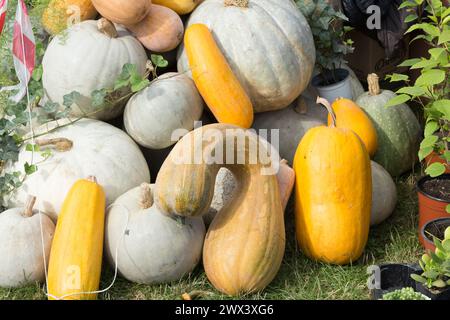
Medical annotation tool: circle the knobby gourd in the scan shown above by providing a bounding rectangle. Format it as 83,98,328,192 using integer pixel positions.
91,0,151,25
152,0,202,14
127,4,184,53
177,0,316,113
356,74,422,176
0,196,55,288
184,23,254,128
5,119,150,220
42,0,98,35
105,183,205,284
326,97,378,157
42,19,147,120
294,97,372,265
370,161,397,226
48,177,105,300
124,72,203,150
155,124,285,295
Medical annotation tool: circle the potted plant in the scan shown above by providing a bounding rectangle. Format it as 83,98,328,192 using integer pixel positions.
381,287,429,300
411,225,450,300
296,0,355,103
421,217,450,251
386,0,450,248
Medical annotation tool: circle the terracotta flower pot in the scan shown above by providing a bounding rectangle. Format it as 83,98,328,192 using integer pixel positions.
417,174,450,249
420,218,450,252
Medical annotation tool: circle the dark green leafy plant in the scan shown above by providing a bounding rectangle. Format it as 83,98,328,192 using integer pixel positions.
382,287,429,300
386,0,449,183
411,226,450,290
296,0,354,84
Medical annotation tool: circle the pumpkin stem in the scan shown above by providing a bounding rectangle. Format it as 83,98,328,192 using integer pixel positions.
224,0,249,7
23,195,36,218
316,97,337,127
87,176,98,183
98,18,118,38
280,159,288,166
36,138,73,152
368,73,381,96
139,183,153,209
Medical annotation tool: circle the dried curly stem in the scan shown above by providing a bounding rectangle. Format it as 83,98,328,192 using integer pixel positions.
139,183,153,209
35,137,73,152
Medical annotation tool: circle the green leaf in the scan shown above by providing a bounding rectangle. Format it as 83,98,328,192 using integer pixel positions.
130,78,150,93
421,135,439,148
425,162,446,177
398,58,421,67
429,48,445,60
432,279,447,288
25,144,40,152
151,54,168,68
411,59,438,70
438,30,450,44
415,69,446,87
32,65,43,82
42,101,59,114
419,146,434,161
432,100,450,120
399,1,419,9
404,14,418,23
63,91,82,108
91,89,107,107
24,162,38,175
396,86,426,97
446,204,450,214
442,239,450,251
387,73,409,82
411,274,427,283
424,121,439,137
406,23,440,38
385,94,411,107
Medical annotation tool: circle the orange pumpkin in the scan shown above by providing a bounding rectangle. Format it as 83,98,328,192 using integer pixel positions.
326,98,378,157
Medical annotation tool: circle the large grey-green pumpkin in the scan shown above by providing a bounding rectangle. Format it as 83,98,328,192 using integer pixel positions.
177,0,316,113
252,97,327,163
356,74,421,177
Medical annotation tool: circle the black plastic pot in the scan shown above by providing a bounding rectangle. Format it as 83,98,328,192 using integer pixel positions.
416,283,450,300
370,263,422,300
421,218,450,252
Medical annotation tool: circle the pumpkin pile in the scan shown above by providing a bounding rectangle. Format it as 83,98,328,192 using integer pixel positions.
0,0,422,299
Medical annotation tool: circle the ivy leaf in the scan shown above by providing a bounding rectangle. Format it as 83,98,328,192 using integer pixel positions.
91,89,108,107
24,162,38,175
151,54,168,68
32,65,43,82
130,78,150,93
25,144,40,152
42,101,59,114
63,91,82,108
385,94,411,107
425,162,446,177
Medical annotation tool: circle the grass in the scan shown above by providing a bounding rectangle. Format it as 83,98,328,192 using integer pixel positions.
0,173,423,300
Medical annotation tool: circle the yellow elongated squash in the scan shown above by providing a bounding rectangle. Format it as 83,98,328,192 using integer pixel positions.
47,176,106,300
294,98,372,265
184,23,254,129
152,0,201,15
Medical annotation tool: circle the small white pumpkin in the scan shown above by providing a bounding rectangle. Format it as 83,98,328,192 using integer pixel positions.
5,119,150,220
177,0,316,113
124,72,204,150
371,161,397,226
105,183,205,284
42,19,148,121
0,196,55,288
252,98,327,164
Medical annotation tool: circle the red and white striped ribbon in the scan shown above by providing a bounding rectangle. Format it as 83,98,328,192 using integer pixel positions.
0,0,7,36
0,0,35,103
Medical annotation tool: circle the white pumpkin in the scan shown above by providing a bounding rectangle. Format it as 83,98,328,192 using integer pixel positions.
5,119,150,220
177,0,316,113
105,183,205,284
371,161,397,226
124,72,204,150
252,97,327,164
42,19,148,121
0,197,55,288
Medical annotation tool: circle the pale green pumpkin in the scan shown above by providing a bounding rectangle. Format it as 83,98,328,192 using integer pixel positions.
356,74,422,177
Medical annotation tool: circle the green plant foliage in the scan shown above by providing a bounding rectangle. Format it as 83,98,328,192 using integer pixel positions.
387,0,449,178
382,287,429,300
411,226,450,289
296,0,354,84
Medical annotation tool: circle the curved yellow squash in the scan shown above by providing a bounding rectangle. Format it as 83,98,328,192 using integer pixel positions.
155,124,285,295
152,0,201,15
184,23,254,129
47,177,105,300
294,99,372,265
42,0,98,35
